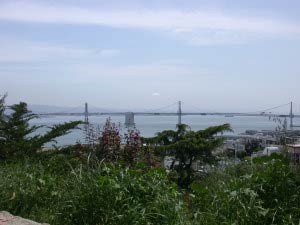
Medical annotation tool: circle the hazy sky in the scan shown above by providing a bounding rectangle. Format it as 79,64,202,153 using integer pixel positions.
1,0,300,113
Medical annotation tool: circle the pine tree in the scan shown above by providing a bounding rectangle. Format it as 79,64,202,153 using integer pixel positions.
144,123,231,188
0,94,82,159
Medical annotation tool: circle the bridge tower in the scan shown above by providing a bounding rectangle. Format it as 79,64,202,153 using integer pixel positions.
125,112,135,127
84,102,89,124
290,101,294,129
178,101,182,125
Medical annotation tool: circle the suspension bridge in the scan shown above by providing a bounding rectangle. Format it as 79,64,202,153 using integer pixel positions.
36,101,300,129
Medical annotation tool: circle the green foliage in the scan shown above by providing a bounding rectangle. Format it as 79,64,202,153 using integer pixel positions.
0,95,82,159
191,155,300,225
0,157,188,225
1,145,300,225
1,97,300,225
0,93,6,118
144,123,231,188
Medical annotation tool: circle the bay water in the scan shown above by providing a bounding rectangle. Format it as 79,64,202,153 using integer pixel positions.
30,115,300,146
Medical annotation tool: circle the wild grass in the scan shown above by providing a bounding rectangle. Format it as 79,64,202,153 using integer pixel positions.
191,155,300,225
1,153,300,225
0,154,188,225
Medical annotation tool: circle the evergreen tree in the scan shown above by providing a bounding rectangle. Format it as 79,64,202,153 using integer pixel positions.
0,94,82,159
144,123,231,188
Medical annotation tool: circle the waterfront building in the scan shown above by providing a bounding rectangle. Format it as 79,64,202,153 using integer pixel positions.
287,144,300,164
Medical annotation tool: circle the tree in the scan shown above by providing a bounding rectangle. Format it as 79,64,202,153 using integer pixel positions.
0,95,82,159
144,123,231,188
0,93,6,119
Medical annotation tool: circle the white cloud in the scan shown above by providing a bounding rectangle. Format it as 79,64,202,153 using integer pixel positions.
0,1,299,45
170,29,255,45
152,92,160,96
117,64,209,77
0,39,120,62
67,63,212,82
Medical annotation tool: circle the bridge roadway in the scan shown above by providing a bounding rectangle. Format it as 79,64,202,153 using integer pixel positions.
38,112,300,118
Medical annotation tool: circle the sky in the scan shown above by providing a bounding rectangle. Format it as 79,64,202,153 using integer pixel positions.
0,0,300,113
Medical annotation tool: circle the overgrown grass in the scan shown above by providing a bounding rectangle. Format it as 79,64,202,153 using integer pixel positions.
1,152,300,225
0,154,188,225
190,155,300,225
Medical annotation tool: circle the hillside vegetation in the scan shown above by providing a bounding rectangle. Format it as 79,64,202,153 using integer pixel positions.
1,95,300,225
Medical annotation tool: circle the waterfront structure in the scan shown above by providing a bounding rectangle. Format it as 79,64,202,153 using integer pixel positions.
262,146,281,156
177,101,182,125
84,102,89,124
36,101,300,134
125,112,135,126
287,144,300,164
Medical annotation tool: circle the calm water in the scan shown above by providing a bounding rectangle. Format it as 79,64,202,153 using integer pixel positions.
30,115,300,146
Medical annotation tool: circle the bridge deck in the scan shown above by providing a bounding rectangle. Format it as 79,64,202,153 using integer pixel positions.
37,112,300,118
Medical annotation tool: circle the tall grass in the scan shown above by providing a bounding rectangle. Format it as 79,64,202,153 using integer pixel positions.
191,155,300,225
1,153,300,225
0,155,188,225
